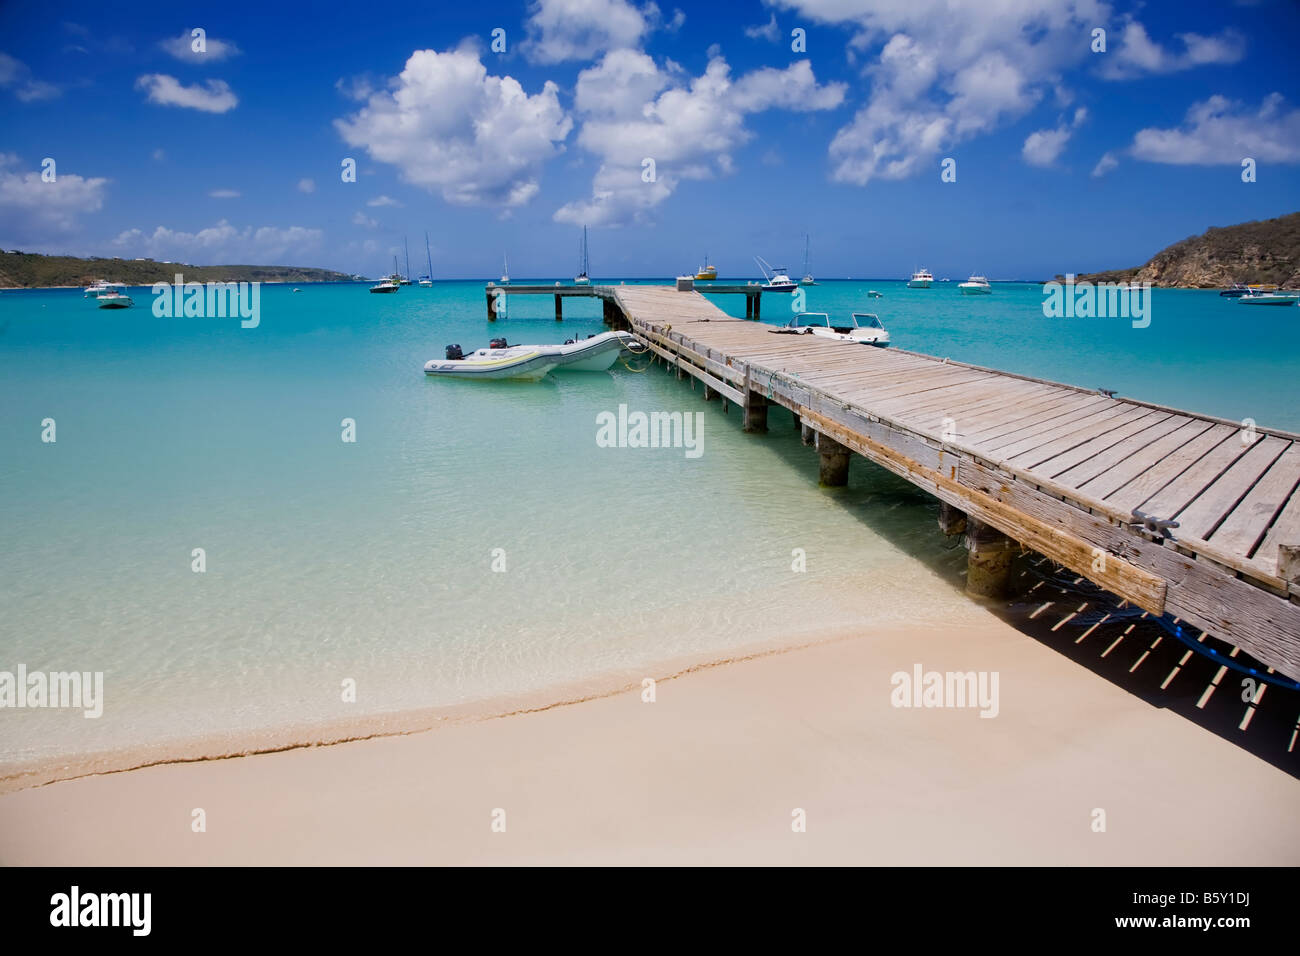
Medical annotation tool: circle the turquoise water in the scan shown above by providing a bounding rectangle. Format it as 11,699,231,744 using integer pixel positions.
0,279,1295,768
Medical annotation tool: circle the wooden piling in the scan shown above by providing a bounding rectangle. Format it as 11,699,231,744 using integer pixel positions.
800,422,815,446
486,289,498,321
815,431,850,486
743,391,768,433
965,519,1016,599
554,294,563,321
938,501,968,537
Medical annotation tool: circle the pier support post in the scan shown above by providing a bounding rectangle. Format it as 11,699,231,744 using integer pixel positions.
965,519,1016,600
743,392,768,433
745,296,753,319
742,369,768,433
815,432,850,486
800,421,814,446
938,501,967,537
554,294,563,321
487,289,499,321
753,293,761,321
703,384,718,401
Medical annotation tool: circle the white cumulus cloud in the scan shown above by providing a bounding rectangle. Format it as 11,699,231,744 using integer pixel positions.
1130,93,1300,165
555,51,845,226
135,74,238,113
1099,20,1245,80
771,0,1110,185
334,48,571,207
1022,106,1087,167
522,0,657,63
112,220,324,264
0,153,108,244
160,31,242,62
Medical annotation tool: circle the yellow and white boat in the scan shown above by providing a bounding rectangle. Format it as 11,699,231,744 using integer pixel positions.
695,256,717,281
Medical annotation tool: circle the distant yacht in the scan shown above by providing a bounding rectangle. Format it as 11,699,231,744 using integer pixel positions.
1236,291,1299,306
907,268,934,288
800,234,816,285
958,274,992,295
370,278,400,294
695,255,717,281
755,255,797,292
83,279,114,297
575,226,591,285
418,232,433,286
500,254,510,285
94,284,133,308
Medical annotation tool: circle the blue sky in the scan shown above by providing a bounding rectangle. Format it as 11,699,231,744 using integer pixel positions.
1,0,1297,279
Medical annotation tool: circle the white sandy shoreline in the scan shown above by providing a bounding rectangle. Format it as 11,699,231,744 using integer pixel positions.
1,611,1296,866
0,624,876,795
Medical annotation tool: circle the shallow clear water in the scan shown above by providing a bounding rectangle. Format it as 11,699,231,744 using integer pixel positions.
0,279,1294,765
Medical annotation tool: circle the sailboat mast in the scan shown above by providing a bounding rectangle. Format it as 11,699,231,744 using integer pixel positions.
425,231,432,279
404,238,411,280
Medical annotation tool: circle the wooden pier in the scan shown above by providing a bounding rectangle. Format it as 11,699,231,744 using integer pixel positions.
485,281,772,320
491,283,1300,681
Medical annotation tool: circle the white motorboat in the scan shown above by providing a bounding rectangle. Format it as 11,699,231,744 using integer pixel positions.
424,331,643,380
540,330,641,371
867,290,882,298
959,274,992,294
83,279,114,298
369,278,400,293
425,340,560,380
772,312,890,346
1236,292,1299,305
95,285,133,309
755,255,797,292
907,268,933,288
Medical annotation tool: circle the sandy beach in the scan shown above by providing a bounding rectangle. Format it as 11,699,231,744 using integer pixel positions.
2,608,1295,866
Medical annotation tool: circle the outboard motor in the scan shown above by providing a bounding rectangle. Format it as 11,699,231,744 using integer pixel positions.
564,339,575,345
489,337,508,349
445,344,463,360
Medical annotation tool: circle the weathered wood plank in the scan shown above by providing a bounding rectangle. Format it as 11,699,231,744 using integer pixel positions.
1207,442,1300,557
1150,436,1286,530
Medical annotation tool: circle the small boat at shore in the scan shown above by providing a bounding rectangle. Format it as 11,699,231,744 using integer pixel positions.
959,275,992,295
1236,292,1299,306
772,312,890,346
425,331,641,380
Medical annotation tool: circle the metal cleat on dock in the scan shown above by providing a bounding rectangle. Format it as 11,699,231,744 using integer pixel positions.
1097,388,1117,398
1130,509,1179,542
